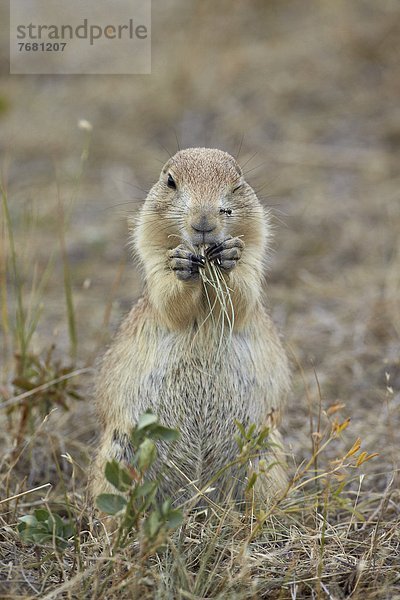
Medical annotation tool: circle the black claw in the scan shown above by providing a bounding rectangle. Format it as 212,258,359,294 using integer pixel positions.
205,242,224,260
190,253,206,267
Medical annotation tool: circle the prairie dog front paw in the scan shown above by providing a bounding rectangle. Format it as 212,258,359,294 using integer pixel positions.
167,244,206,281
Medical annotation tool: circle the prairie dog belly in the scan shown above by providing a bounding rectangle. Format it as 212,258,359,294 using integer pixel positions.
134,325,267,423
124,327,270,501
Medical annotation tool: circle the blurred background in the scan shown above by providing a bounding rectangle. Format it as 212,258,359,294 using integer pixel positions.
1,0,399,485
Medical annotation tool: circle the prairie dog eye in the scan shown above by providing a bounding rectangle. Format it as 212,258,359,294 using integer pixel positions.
220,208,232,216
167,173,176,189
232,184,243,193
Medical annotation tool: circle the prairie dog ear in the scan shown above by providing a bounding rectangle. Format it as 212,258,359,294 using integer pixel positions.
228,155,242,177
160,160,172,179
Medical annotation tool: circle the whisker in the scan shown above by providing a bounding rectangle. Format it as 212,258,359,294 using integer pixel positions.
158,143,173,159
242,160,268,177
100,199,144,212
235,133,245,161
239,151,258,171
173,129,181,152
113,179,150,195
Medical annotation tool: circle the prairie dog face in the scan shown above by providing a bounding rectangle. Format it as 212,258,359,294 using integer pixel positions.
143,147,266,250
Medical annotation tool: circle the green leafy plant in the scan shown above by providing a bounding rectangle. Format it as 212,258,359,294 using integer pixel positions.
17,508,75,550
96,412,183,553
235,421,271,456
234,421,278,493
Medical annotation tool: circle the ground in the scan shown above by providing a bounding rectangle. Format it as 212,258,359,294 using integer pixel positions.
0,1,399,598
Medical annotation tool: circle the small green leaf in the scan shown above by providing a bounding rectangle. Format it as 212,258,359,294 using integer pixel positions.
161,499,172,515
247,424,256,438
136,483,158,513
63,523,75,539
134,480,157,499
105,460,132,491
235,420,246,438
18,524,34,537
166,509,183,529
246,472,258,491
256,427,270,446
137,413,158,430
48,513,64,537
96,493,127,515
34,509,50,522
145,510,161,539
137,438,157,471
148,425,180,442
18,515,38,527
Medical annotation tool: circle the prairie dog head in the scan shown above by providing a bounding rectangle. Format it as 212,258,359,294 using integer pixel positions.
135,147,269,257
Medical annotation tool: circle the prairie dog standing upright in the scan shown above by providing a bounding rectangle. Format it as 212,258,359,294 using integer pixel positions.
91,147,290,505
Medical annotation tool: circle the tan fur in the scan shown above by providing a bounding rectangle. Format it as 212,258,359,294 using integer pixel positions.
91,148,290,507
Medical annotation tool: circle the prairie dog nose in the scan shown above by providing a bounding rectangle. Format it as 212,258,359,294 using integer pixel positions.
191,215,217,233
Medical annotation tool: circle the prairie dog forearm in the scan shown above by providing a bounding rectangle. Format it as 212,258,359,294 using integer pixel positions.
148,271,202,330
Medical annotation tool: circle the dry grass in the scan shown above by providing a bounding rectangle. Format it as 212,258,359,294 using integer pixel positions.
1,0,400,597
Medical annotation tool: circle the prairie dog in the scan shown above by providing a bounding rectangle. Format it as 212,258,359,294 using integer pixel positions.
91,148,290,505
